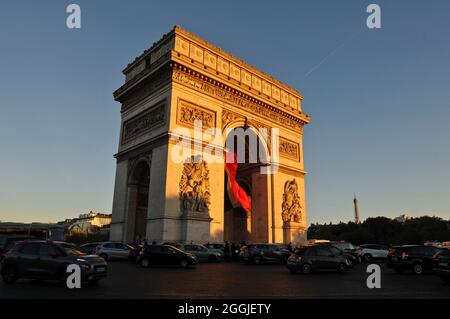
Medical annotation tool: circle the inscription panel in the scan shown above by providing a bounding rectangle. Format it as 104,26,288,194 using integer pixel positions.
279,137,300,161
121,101,166,144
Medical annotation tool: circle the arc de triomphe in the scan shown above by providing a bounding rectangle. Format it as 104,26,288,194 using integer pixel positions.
110,26,310,245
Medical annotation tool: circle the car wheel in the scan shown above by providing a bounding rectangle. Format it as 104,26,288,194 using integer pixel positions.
1,266,18,284
301,263,312,274
140,258,150,268
363,254,372,262
337,263,348,274
180,259,189,268
253,255,262,265
99,253,108,261
413,263,424,275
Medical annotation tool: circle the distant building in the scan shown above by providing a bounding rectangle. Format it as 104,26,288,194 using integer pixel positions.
0,222,66,241
61,211,112,235
394,214,411,223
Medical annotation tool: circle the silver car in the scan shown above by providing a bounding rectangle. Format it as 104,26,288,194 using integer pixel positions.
95,242,133,261
357,244,389,262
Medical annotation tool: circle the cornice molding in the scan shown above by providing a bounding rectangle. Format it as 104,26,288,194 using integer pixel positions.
171,63,309,131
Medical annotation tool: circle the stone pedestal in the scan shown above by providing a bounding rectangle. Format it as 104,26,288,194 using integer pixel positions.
283,221,306,245
181,210,212,243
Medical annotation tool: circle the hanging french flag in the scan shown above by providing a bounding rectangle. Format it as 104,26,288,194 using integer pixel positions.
225,151,252,213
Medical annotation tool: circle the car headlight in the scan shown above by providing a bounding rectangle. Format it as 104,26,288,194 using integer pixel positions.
80,264,91,271
215,252,223,257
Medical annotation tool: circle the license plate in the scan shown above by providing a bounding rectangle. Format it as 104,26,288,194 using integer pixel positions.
96,267,106,272
438,262,448,267
391,257,398,262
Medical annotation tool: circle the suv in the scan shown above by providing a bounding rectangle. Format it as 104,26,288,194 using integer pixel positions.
137,244,197,268
286,245,350,274
169,243,223,262
94,242,134,261
433,248,450,283
0,236,36,261
239,244,291,265
357,244,389,262
1,240,107,285
387,245,444,275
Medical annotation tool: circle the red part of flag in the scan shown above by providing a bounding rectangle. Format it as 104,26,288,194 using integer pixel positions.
225,152,252,213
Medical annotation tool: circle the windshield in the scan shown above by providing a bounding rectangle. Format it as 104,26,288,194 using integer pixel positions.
334,242,355,250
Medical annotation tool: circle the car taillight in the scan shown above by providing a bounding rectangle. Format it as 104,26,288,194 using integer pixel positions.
401,252,408,260
296,256,302,262
139,251,144,256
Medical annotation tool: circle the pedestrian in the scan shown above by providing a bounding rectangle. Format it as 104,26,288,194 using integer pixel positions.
287,242,292,252
224,241,231,261
231,243,237,261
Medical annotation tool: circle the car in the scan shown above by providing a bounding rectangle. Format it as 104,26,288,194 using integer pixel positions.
387,245,444,275
316,242,359,266
79,242,101,255
0,236,36,261
204,243,225,252
357,244,389,262
286,245,350,274
169,243,223,262
433,248,450,283
94,242,134,261
239,243,291,265
127,243,143,261
137,244,197,268
329,241,362,264
204,243,225,256
1,240,107,285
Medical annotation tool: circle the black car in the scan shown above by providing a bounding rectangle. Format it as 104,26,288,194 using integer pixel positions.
137,244,197,268
1,240,107,285
127,243,143,261
433,248,450,283
387,245,444,275
79,242,101,255
0,236,36,261
239,244,291,265
286,245,350,274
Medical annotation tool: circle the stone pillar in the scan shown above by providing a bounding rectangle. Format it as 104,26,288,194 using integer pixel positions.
250,172,269,243
181,210,212,243
283,221,306,245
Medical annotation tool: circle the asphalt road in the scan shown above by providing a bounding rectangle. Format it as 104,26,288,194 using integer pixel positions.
1,261,449,299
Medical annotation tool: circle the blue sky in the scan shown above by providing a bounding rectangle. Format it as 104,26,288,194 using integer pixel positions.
0,0,449,224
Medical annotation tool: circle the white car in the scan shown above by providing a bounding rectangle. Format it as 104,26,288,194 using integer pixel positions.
95,242,133,261
357,244,389,262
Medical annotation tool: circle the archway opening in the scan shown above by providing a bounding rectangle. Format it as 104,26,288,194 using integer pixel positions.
224,127,269,244
129,161,150,242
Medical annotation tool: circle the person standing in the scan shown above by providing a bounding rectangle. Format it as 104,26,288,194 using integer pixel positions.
224,241,231,261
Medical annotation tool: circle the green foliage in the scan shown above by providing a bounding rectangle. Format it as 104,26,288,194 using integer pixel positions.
307,216,450,245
